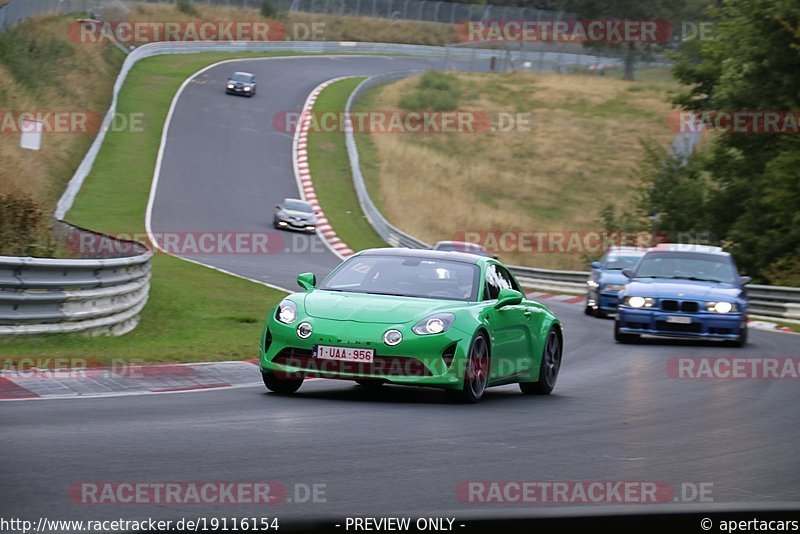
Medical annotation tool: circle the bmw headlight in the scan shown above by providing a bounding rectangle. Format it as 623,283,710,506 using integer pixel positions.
706,301,736,313
604,284,625,291
244,86,251,91
412,313,455,335
623,296,655,308
276,300,298,324
227,84,234,89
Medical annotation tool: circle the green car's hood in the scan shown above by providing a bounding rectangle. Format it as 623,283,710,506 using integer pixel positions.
303,291,458,324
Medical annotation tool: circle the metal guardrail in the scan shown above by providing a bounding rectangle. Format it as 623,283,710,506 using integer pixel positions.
345,71,431,250
0,223,152,336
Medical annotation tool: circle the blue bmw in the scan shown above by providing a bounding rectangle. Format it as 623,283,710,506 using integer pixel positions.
585,246,646,317
615,245,750,347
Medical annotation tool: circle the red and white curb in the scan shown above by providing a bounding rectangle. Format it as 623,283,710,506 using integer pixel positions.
292,77,357,260
527,291,795,333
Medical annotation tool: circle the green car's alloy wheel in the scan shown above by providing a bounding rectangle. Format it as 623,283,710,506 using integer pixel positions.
262,371,303,394
520,327,561,395
446,333,490,403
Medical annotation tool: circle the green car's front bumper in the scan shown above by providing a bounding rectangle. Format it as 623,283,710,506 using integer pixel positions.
260,317,472,389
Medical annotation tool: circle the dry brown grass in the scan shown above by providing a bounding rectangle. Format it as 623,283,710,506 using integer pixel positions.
126,3,455,45
359,70,679,269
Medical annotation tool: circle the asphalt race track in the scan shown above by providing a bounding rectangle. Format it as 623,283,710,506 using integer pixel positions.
2,56,799,523
149,56,485,289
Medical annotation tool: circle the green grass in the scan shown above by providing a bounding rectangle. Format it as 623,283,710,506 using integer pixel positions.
0,52,301,364
306,77,387,252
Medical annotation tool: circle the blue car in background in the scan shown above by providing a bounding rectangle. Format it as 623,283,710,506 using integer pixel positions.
585,247,646,317
615,244,751,347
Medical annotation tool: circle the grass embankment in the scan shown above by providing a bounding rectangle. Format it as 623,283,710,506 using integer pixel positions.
126,2,457,46
0,53,292,364
0,16,124,255
306,78,386,252
356,69,680,270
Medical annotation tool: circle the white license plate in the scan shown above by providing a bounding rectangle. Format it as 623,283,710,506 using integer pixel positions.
666,316,692,324
314,345,374,363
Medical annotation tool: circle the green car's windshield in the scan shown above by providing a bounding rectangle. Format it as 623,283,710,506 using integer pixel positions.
319,255,481,301
634,252,738,283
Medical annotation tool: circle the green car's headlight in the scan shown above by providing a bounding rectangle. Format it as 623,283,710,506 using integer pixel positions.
412,313,456,335
706,301,737,313
276,300,297,324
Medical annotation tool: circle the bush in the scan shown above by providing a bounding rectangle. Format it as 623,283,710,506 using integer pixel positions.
261,0,276,18
176,0,198,16
0,26,72,92
0,193,54,257
398,71,461,112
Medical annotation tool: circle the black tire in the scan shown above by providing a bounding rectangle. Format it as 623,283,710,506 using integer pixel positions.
584,304,593,316
355,379,383,388
520,326,562,395
262,371,303,394
614,320,640,343
446,332,490,403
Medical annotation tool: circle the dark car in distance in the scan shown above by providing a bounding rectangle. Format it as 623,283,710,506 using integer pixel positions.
273,198,317,233
226,72,257,97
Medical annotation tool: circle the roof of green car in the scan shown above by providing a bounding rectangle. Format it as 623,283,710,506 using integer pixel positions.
354,247,490,265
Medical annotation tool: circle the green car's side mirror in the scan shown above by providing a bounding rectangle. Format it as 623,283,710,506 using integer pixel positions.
297,272,316,290
494,288,523,309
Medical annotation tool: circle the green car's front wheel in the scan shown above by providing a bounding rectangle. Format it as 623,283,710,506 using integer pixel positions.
446,332,490,404
262,371,304,394
520,327,562,395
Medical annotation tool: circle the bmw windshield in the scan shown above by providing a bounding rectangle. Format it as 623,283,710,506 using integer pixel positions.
634,252,739,283
319,255,481,301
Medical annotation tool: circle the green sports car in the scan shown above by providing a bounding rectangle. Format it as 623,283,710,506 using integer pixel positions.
259,248,564,403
